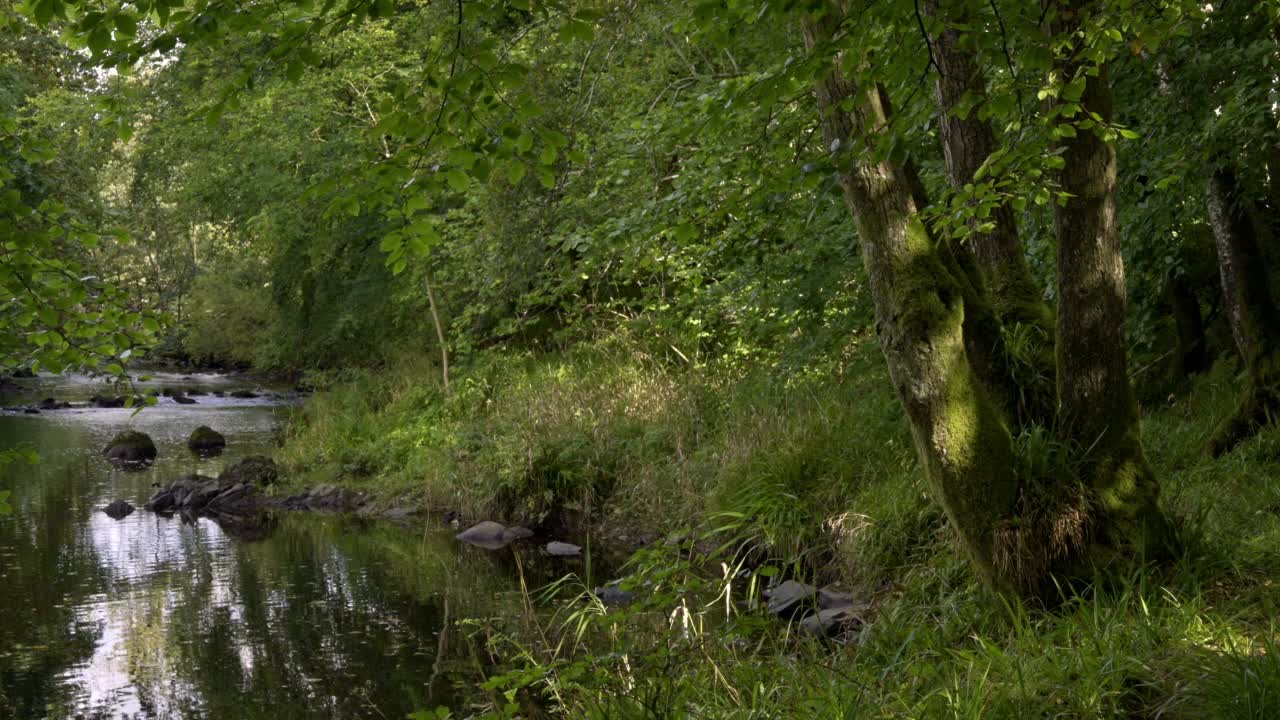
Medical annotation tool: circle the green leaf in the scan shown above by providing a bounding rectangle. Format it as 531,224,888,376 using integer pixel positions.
447,148,476,170
88,26,111,55
559,19,594,43
379,233,403,252
506,161,527,184
445,170,469,192
537,167,556,189
114,13,138,38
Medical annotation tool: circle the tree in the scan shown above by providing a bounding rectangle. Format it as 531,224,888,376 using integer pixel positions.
800,0,1174,594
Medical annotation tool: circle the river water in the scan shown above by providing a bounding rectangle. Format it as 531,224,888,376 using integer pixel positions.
0,372,569,720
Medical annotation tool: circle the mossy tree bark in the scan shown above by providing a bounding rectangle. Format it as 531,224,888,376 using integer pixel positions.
1205,163,1280,455
802,5,1020,591
925,0,1056,425
1052,1,1173,560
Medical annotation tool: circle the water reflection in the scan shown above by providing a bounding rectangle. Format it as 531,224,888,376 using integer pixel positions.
0,377,555,720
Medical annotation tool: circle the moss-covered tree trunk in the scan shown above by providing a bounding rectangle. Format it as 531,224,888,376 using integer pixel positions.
925,0,1056,425
1205,163,1280,455
1052,3,1172,560
802,5,1020,591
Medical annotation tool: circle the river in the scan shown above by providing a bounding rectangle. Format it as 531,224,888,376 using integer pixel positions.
0,372,576,720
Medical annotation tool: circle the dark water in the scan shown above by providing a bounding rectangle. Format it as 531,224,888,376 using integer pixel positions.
0,373,565,720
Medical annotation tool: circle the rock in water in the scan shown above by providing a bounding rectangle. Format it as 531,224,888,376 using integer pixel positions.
456,521,512,549
764,580,818,618
219,455,278,486
546,541,582,557
592,581,635,606
504,526,534,540
187,425,227,456
103,500,135,519
229,389,257,399
103,431,158,467
173,395,197,405
144,474,259,515
90,394,126,408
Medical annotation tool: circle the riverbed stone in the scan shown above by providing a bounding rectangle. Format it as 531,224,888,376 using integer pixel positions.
817,585,855,610
145,474,260,514
453,521,536,549
277,484,362,511
219,455,278,486
187,425,226,455
229,389,258,399
91,394,127,408
456,521,511,548
764,580,818,618
546,541,582,557
173,395,197,405
103,430,158,466
798,605,865,640
592,581,635,606
103,500,135,519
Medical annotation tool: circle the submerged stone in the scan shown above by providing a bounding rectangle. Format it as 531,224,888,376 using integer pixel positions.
455,521,535,549
456,521,512,548
592,581,635,606
546,541,582,557
103,500,135,519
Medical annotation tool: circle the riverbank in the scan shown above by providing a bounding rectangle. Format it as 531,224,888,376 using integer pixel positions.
275,340,922,577
273,342,1280,716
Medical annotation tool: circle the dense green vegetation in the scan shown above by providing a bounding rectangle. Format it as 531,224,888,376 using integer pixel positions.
4,0,1280,716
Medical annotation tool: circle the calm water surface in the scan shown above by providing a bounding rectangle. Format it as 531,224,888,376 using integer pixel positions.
0,372,559,720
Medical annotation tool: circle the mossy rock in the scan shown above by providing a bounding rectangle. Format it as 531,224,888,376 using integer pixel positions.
187,425,226,456
103,430,158,466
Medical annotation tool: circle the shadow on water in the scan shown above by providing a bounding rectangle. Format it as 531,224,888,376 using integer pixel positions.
0,374,590,720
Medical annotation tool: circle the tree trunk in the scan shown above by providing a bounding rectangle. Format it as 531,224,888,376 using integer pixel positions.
1205,163,1280,455
925,0,1056,426
1052,1,1172,560
803,5,1019,592
1166,271,1208,378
